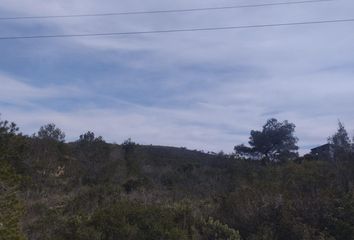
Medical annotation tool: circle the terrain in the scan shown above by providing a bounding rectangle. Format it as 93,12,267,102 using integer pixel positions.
1,120,354,240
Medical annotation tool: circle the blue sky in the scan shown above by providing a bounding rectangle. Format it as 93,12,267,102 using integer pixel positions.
1,0,354,153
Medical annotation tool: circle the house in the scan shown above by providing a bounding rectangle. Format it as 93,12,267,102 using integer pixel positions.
310,143,334,160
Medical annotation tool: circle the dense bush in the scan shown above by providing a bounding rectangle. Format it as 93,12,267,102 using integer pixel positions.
1,116,354,240
198,217,241,240
0,161,25,240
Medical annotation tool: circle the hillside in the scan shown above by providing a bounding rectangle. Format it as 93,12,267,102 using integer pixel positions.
1,123,354,240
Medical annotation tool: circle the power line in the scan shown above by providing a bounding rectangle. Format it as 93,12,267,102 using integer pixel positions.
0,18,353,40
0,0,335,21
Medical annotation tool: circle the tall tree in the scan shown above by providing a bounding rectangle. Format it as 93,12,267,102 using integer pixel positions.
76,131,109,184
0,116,25,240
328,121,351,150
235,118,299,163
37,123,65,142
328,121,352,161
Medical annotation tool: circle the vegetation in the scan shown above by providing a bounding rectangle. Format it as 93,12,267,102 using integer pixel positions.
328,121,353,161
234,119,299,164
0,118,25,240
1,115,354,239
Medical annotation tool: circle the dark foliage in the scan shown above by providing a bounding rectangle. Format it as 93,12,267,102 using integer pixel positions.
1,115,354,240
235,118,299,164
328,121,353,161
37,123,65,142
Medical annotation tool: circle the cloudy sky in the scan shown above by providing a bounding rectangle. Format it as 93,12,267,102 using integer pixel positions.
0,0,354,154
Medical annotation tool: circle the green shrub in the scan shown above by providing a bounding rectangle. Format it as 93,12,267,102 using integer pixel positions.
0,162,25,240
89,201,190,240
199,217,242,240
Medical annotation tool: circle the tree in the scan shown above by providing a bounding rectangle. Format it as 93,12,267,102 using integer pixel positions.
122,138,137,156
76,132,109,184
122,138,139,176
328,121,352,155
326,121,353,165
0,117,20,154
0,117,20,157
0,118,19,137
37,123,65,142
0,116,25,239
0,116,27,174
78,131,104,143
234,118,299,163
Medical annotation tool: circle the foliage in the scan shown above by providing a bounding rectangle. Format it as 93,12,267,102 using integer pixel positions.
0,117,25,240
235,118,298,163
37,123,65,142
75,131,110,185
86,201,191,240
0,118,19,136
123,177,150,193
328,121,353,161
78,131,104,143
218,160,354,239
199,217,242,240
122,138,140,176
1,115,354,240
0,161,25,240
328,121,351,150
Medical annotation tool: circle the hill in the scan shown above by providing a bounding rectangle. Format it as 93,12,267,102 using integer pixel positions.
1,122,354,239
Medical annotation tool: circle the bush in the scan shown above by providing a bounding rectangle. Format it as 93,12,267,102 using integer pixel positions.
0,162,25,240
199,217,242,240
89,201,190,240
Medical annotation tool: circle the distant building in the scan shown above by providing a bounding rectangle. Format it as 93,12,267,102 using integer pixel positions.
310,144,334,160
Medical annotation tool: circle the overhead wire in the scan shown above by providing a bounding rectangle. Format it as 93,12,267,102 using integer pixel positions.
0,18,353,40
0,0,336,20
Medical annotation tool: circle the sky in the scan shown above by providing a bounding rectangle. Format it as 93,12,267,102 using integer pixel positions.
1,0,354,154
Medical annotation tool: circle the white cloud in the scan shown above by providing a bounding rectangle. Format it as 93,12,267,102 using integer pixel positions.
0,73,85,104
0,0,354,154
